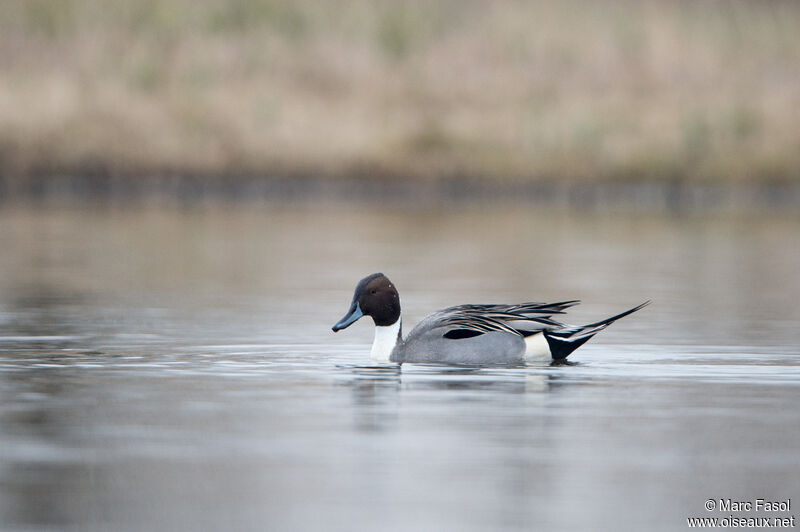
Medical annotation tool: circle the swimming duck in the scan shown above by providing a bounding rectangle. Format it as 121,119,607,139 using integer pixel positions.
332,273,648,365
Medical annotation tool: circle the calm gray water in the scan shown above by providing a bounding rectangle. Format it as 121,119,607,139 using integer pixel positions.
1,204,798,532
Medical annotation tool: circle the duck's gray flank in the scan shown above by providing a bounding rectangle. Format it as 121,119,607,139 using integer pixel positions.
332,273,649,365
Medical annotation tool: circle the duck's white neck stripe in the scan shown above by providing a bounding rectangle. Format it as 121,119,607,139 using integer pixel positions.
370,318,402,363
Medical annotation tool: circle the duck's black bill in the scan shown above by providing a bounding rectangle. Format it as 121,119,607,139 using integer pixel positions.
332,301,364,332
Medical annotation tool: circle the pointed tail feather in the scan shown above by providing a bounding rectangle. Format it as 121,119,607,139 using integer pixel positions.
581,300,651,330
544,300,650,359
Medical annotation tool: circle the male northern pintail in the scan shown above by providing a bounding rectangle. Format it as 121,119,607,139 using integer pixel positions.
332,273,649,365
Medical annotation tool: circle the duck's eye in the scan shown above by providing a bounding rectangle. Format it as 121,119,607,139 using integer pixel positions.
370,289,377,295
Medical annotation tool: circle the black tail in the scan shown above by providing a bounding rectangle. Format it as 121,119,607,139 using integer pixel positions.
544,301,650,360
544,331,596,360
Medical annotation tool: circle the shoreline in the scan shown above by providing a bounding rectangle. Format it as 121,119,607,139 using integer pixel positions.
2,173,799,212
3,2,800,203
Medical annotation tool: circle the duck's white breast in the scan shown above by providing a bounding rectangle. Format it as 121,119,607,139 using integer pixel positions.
370,320,402,363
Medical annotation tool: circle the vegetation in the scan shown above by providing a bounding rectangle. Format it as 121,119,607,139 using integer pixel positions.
1,0,799,183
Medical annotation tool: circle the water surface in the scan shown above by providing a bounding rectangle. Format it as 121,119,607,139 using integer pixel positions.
1,205,798,531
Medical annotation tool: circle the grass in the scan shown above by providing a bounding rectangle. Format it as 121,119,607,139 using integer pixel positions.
1,0,800,184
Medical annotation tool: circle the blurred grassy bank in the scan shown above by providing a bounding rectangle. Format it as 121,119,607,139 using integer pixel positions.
1,0,800,187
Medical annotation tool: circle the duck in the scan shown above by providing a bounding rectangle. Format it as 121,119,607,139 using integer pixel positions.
331,273,649,365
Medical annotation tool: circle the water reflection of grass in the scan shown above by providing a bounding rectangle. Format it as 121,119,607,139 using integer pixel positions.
1,0,799,183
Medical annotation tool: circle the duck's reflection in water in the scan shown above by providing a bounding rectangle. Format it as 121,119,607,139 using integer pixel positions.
338,363,565,433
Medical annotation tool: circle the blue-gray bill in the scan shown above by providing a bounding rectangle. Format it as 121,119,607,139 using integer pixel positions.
332,301,364,332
